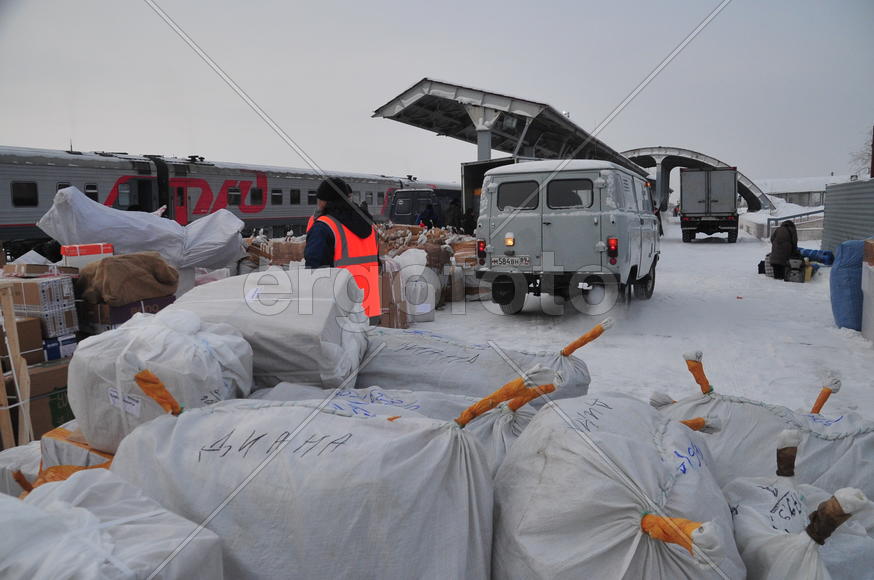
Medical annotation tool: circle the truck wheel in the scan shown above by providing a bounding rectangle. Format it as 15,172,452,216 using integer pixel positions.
633,265,656,300
682,231,693,243
499,292,525,315
727,229,738,244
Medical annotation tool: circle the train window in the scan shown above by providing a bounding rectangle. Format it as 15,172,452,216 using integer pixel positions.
11,182,38,207
271,188,283,205
307,190,317,205
56,182,71,191
250,187,264,205
290,189,300,204
352,191,361,203
118,183,131,207
84,184,99,202
227,187,241,206
367,192,374,205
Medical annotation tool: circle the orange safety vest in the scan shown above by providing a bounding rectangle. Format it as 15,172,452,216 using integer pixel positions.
306,215,315,232
313,215,380,318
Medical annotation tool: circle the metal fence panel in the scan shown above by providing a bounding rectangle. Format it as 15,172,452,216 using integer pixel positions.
821,180,874,253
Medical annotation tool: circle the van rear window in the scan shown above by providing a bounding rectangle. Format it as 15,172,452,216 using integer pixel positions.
497,181,539,211
547,179,593,209
394,197,412,215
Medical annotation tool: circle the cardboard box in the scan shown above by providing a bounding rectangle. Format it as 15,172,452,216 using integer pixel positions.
269,239,306,265
61,243,113,268
0,317,45,372
2,263,79,278
378,271,408,329
43,334,78,361
7,276,76,311
79,295,175,334
864,239,874,267
3,359,73,447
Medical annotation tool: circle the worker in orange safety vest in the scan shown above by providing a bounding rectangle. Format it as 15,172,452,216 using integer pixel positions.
304,177,380,324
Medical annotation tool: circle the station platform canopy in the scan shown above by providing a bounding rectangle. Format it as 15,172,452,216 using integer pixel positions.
373,78,648,178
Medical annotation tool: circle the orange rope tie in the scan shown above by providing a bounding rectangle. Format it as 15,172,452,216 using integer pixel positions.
685,360,713,395
810,387,833,414
641,514,703,554
135,369,183,416
680,417,707,431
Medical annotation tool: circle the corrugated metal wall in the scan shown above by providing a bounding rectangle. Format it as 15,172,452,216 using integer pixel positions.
821,180,874,252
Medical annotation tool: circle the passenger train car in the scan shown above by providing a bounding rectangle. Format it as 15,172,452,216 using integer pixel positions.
0,146,458,255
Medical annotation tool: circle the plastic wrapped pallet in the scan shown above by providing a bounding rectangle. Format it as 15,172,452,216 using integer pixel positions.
37,186,244,269
111,399,493,580
357,324,598,401
40,420,113,469
68,308,253,453
0,469,224,579
493,393,746,579
0,441,40,496
169,268,368,389
723,430,874,580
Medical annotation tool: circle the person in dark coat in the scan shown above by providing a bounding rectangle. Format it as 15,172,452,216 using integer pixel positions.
769,220,798,280
304,178,374,269
462,207,477,235
415,204,441,229
444,199,462,231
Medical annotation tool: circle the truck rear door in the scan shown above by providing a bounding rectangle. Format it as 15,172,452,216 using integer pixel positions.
541,174,601,271
682,170,707,215
708,170,737,214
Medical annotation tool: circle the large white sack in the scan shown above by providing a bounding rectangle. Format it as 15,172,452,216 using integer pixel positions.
0,469,223,579
357,327,590,401
111,399,493,580
0,441,40,496
37,186,244,268
724,474,874,580
68,308,253,453
169,268,368,389
657,392,874,497
493,393,746,579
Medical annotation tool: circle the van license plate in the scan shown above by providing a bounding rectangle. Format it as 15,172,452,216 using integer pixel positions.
491,255,530,267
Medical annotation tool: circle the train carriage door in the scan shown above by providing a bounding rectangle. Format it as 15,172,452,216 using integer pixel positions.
173,184,188,225
137,179,155,212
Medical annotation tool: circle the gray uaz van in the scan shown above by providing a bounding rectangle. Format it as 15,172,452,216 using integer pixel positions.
474,160,660,314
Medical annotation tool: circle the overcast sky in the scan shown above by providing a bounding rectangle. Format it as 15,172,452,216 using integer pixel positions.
0,0,871,184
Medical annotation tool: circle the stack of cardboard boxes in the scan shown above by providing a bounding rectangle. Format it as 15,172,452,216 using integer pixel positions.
379,268,408,329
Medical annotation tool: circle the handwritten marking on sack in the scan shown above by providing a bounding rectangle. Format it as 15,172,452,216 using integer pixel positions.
328,389,422,417
107,387,142,417
805,414,844,426
107,387,122,410
673,441,704,474
570,398,614,433
198,429,353,462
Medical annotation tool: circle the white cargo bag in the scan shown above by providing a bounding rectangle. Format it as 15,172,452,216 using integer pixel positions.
0,441,40,496
493,393,746,579
657,391,874,497
0,469,223,579
37,187,244,269
170,268,368,389
68,308,253,453
111,399,492,580
357,327,592,401
40,420,114,469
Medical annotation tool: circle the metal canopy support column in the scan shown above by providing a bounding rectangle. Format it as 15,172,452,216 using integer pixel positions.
465,105,501,161
655,160,669,211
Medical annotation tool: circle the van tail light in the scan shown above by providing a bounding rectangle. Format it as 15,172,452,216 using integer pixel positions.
607,237,619,258
477,239,487,265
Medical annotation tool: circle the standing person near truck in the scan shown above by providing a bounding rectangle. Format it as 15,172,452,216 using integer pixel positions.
444,198,462,231
415,203,441,229
305,177,381,323
769,220,798,280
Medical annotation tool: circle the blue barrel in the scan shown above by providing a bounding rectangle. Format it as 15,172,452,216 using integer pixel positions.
799,247,835,265
829,240,865,330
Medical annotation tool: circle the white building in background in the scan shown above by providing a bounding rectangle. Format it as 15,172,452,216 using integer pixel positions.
754,174,866,207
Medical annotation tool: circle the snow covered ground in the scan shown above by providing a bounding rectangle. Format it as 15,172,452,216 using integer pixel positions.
427,220,874,417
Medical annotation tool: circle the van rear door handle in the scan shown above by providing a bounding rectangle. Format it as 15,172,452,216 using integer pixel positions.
543,221,552,225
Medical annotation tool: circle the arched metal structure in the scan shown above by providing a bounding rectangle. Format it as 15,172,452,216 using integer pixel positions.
621,146,773,212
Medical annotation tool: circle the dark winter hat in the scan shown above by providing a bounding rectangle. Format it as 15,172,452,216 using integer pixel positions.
317,177,351,202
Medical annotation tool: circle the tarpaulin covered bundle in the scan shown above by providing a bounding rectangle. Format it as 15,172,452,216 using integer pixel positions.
724,473,874,580
169,268,368,389
357,327,591,400
657,392,874,498
111,399,493,579
68,308,253,453
0,441,40,496
799,247,835,266
37,186,245,269
493,393,746,579
76,251,179,306
40,420,114,470
830,240,866,330
0,469,224,579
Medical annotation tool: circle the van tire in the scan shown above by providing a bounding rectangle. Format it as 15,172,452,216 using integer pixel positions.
499,293,525,315
633,265,656,300
682,231,693,243
727,230,738,243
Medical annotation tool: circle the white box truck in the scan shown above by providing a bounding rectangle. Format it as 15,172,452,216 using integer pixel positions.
679,167,739,243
